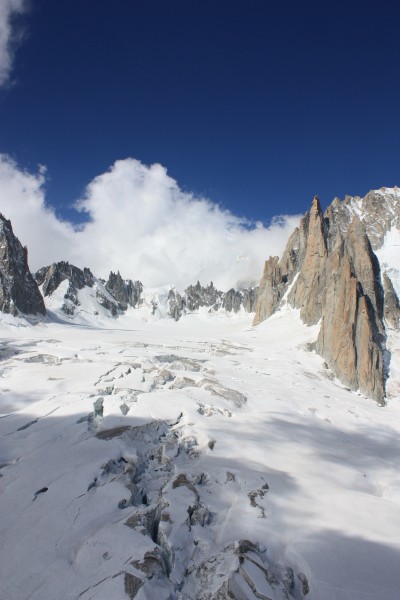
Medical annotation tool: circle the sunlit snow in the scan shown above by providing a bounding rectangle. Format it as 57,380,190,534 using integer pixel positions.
1,304,400,599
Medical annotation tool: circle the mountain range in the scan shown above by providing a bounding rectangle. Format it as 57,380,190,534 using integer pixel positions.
1,187,399,403
0,188,399,600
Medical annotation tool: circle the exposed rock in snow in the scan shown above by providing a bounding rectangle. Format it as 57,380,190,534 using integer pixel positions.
36,261,94,296
382,272,400,329
0,213,46,317
0,190,399,600
167,281,258,321
168,288,186,321
325,187,400,251
105,271,143,311
254,190,400,402
224,286,258,314
33,263,255,323
35,262,145,319
35,261,122,318
315,222,385,402
2,311,399,599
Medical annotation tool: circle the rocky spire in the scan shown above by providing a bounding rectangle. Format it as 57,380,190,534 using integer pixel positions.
253,192,399,402
315,223,385,401
0,213,46,317
287,196,328,325
105,271,143,310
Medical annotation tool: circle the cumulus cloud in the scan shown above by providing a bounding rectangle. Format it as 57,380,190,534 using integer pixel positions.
0,154,301,290
0,154,75,265
0,0,27,87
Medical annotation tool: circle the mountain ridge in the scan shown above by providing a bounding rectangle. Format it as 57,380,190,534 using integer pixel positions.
254,189,400,402
1,187,399,402
1,189,400,599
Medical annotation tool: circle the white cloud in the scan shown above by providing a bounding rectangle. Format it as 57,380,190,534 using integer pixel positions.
0,154,301,290
0,0,27,87
0,154,75,266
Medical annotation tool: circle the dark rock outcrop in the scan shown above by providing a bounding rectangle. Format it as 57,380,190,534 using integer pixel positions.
0,214,46,317
167,282,258,321
105,271,143,310
254,192,399,402
35,263,143,318
185,281,223,311
36,261,94,296
241,287,258,313
95,288,120,317
168,289,186,321
35,261,97,316
222,286,258,313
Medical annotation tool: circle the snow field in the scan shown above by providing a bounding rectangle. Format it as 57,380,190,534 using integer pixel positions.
1,308,400,599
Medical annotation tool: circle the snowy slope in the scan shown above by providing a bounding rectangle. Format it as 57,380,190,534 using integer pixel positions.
375,226,400,400
375,226,400,299
41,281,256,326
1,306,400,600
37,276,123,325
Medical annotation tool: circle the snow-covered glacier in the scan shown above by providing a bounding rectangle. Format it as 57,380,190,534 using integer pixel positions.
1,306,400,600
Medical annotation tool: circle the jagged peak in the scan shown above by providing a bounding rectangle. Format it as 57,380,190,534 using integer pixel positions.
374,186,400,196
0,212,46,317
0,212,12,228
311,195,321,207
254,192,393,402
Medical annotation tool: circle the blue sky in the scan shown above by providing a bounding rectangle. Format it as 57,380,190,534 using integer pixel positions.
0,1,399,288
1,0,399,223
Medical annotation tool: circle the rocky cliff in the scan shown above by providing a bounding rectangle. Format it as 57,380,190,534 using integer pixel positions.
33,261,256,322
35,262,143,318
36,261,102,316
254,189,400,402
0,213,46,317
105,271,143,311
167,281,258,321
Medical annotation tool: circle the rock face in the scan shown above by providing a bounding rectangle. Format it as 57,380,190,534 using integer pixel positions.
254,190,400,402
0,214,46,317
36,261,99,316
105,271,143,310
382,272,400,329
35,262,143,318
167,282,258,321
324,187,400,251
36,261,94,296
33,262,255,323
225,286,258,314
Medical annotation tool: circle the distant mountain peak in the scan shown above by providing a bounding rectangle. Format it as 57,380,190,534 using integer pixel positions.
1,191,398,403
34,262,143,319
